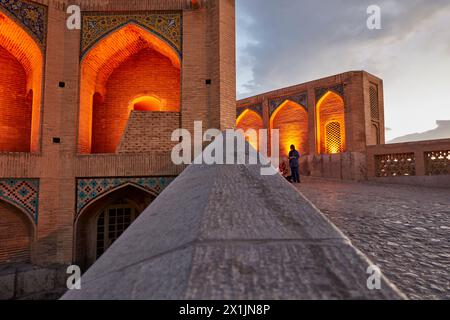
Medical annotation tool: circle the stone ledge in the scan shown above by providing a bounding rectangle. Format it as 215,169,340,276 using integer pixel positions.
62,138,405,300
0,263,68,300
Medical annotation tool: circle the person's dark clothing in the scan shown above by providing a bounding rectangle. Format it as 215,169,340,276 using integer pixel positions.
289,150,301,183
289,150,300,167
291,166,300,183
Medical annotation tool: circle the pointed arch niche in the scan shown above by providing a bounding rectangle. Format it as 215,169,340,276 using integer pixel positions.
316,91,346,154
236,109,264,150
0,11,44,153
78,23,181,154
270,100,309,158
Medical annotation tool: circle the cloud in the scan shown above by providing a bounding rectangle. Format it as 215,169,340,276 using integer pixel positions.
236,0,450,139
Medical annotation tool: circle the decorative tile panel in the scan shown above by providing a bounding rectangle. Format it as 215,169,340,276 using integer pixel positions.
0,179,39,223
269,92,307,116
76,177,175,215
237,103,263,118
81,12,182,58
0,0,47,49
315,84,344,101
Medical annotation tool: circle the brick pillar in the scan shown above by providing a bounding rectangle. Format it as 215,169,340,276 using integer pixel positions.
207,0,236,131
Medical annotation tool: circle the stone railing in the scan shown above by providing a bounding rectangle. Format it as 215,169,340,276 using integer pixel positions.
62,137,404,300
366,139,450,188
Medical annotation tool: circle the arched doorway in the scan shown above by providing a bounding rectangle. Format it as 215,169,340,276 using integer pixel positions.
270,100,309,158
0,201,34,264
236,109,264,150
75,185,156,269
0,11,43,153
78,23,181,154
316,91,345,154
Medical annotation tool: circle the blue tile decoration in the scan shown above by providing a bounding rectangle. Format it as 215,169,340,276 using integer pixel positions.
269,92,308,116
76,177,175,216
0,179,39,223
0,0,48,49
81,12,182,59
237,103,263,118
315,84,344,101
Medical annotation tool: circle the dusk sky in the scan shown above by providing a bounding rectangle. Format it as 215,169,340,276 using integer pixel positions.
236,0,450,141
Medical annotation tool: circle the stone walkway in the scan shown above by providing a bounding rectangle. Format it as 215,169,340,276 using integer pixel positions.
296,177,450,300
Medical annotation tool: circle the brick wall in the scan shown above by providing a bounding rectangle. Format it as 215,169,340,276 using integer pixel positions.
0,0,236,269
0,201,32,264
91,48,181,154
272,102,309,158
317,92,345,154
0,47,31,152
236,110,263,149
237,71,380,155
118,111,180,153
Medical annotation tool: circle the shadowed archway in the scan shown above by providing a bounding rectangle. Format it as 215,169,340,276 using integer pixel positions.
0,200,36,264
74,184,156,270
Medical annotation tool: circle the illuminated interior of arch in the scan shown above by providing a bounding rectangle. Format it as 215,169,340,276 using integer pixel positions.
236,109,264,150
316,91,346,154
270,100,309,158
78,23,181,154
0,12,43,153
131,95,169,112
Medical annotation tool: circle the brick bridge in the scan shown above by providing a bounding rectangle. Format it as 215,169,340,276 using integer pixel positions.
62,139,410,300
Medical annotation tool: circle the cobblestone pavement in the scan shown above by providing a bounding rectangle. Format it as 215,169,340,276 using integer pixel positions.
296,177,450,300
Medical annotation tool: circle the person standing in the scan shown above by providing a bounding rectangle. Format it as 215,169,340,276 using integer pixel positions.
288,145,301,183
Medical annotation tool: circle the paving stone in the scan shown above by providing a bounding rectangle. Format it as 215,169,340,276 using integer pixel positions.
297,177,450,300
62,139,404,300
0,272,15,300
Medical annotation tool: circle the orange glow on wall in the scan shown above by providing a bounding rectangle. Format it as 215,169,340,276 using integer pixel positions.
325,121,343,154
78,24,181,154
270,100,309,158
131,96,167,112
236,109,264,150
0,12,43,153
316,91,346,154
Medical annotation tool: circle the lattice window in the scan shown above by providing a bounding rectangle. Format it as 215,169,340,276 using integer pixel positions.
425,150,450,176
375,153,416,177
96,201,136,259
325,121,343,154
370,85,379,120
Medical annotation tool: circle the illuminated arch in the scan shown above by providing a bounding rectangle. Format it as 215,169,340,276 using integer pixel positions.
0,11,43,153
270,100,308,158
236,109,264,150
129,95,171,112
75,184,157,268
78,23,182,154
316,91,345,154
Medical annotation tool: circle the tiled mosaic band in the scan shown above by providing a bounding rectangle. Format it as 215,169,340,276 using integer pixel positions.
81,12,182,58
0,179,39,223
77,177,175,216
0,0,47,49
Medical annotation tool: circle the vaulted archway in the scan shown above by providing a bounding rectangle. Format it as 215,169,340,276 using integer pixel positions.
75,184,156,269
236,109,264,150
0,200,35,264
78,23,181,154
316,91,346,154
270,100,309,158
0,11,43,153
